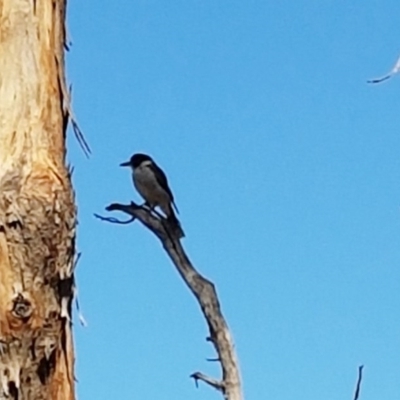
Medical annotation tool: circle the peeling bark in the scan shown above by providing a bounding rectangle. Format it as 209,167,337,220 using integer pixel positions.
98,203,243,400
0,1,76,399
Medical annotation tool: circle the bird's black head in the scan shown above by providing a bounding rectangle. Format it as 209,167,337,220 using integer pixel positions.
120,153,152,168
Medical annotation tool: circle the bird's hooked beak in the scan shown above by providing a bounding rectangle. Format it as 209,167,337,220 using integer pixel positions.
120,161,131,167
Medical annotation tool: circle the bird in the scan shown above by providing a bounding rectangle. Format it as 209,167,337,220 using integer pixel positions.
120,153,184,238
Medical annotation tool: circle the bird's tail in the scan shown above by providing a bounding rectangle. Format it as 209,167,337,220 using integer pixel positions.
167,206,185,238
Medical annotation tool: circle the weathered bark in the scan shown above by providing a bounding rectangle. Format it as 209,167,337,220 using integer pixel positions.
99,203,243,400
0,1,76,399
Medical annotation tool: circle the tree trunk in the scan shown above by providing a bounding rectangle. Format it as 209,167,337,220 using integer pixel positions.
0,1,76,399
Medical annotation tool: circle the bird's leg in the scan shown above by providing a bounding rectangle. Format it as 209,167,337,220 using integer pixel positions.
141,202,166,221
141,201,152,211
151,208,166,220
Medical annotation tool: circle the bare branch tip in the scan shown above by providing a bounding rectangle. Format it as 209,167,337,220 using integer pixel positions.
71,119,91,158
353,364,365,400
367,76,391,84
93,213,135,225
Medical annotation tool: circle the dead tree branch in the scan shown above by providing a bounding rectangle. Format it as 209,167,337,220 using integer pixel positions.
99,202,243,400
353,365,364,400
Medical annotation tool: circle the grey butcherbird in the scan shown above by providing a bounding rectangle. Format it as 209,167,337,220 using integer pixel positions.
120,153,184,238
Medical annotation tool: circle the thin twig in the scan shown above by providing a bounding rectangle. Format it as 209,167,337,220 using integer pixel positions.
353,365,364,400
368,54,400,84
99,203,182,241
56,53,91,157
70,118,91,158
71,252,87,326
93,213,135,224
73,252,82,269
73,287,87,327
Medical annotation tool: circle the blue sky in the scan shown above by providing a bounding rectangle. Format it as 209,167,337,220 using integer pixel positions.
67,1,400,399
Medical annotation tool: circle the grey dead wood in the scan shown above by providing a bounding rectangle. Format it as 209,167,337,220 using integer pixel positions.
0,1,81,399
98,202,243,400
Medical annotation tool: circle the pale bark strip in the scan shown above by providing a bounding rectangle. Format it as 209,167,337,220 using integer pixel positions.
100,203,243,400
0,0,77,399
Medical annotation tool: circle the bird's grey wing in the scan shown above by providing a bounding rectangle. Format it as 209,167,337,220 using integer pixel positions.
150,163,175,200
150,162,180,213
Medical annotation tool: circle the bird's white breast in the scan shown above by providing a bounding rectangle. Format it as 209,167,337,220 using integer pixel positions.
132,163,169,208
